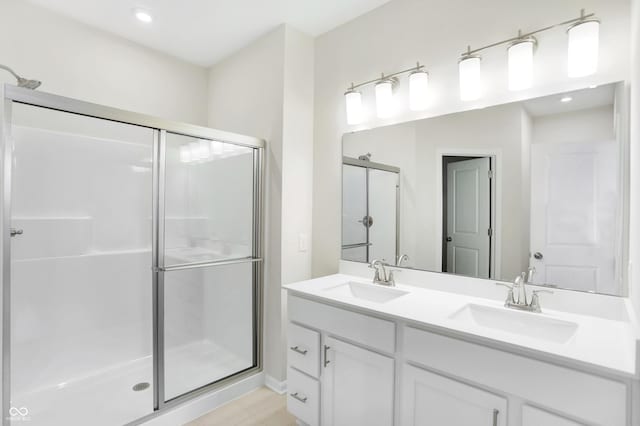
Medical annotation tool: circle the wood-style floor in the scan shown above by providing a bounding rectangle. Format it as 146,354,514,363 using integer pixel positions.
185,387,296,426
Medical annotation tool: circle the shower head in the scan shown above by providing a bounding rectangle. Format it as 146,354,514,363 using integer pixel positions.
0,64,41,90
17,77,42,90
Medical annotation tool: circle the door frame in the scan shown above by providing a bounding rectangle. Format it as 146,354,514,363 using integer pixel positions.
435,148,502,279
0,84,265,425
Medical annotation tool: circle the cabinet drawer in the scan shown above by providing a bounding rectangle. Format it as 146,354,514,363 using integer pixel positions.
287,323,320,378
403,326,627,426
287,367,319,426
288,294,395,353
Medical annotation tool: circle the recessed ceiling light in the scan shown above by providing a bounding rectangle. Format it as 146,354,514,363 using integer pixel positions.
560,96,573,103
134,9,153,23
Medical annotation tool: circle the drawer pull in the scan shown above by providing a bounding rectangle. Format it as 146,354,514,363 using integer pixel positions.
323,345,331,367
289,345,308,355
290,392,308,403
493,409,499,426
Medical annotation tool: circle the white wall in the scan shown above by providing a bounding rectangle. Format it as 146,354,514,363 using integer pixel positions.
531,106,615,145
312,0,631,277
0,0,208,125
207,25,314,383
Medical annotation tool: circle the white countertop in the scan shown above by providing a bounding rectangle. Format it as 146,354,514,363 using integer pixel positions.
284,273,639,378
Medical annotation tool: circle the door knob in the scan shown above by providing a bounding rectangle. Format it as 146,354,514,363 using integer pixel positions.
446,236,452,242
10,228,23,237
533,252,543,260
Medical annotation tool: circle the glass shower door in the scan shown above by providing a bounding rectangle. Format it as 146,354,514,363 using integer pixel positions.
161,132,257,401
8,103,154,425
342,164,368,262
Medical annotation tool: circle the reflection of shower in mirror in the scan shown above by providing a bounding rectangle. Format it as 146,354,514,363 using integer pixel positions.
342,81,627,297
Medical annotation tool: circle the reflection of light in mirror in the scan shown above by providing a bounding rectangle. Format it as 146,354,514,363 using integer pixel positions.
179,144,192,163
188,141,201,160
560,96,573,103
180,141,250,163
199,139,211,159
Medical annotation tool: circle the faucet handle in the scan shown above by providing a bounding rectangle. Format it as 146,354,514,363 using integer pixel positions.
495,282,513,290
387,269,401,285
531,289,554,296
529,289,553,312
496,282,515,304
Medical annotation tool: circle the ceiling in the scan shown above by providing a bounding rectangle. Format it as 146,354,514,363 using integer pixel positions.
27,0,392,67
523,83,617,117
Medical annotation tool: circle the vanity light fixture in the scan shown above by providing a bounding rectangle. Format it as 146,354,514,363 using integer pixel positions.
375,76,396,118
459,9,599,99
567,10,600,78
345,85,364,125
343,62,427,124
507,33,536,91
409,66,429,111
459,49,482,101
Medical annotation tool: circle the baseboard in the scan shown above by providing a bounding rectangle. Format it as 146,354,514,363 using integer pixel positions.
141,372,264,425
264,374,287,394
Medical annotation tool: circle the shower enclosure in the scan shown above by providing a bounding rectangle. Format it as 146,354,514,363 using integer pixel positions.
0,85,264,425
342,156,399,264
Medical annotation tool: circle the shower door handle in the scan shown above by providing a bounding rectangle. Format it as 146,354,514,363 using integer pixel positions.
10,228,23,237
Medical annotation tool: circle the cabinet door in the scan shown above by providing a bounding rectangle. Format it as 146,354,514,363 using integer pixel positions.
322,336,394,426
522,405,585,426
401,365,506,426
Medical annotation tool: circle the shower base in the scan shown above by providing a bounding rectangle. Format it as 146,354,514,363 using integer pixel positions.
9,340,251,426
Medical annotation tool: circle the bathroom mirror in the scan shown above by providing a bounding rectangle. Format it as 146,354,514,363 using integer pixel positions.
342,81,629,296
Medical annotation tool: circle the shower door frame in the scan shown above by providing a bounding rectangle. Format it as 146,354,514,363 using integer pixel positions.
341,156,400,264
0,84,265,425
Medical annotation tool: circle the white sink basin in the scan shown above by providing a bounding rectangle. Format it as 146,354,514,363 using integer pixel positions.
449,303,578,344
323,281,409,303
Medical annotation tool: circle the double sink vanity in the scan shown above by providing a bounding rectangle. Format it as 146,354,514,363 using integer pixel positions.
287,75,638,425
284,264,639,426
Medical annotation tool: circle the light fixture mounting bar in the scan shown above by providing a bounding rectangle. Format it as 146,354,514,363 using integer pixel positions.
461,9,596,57
347,62,425,91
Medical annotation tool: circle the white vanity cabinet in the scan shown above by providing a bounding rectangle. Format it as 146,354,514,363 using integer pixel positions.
521,405,586,426
286,292,632,426
322,336,394,425
401,364,506,426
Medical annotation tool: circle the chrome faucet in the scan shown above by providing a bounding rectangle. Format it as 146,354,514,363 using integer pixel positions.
369,259,398,287
496,267,553,313
397,254,409,267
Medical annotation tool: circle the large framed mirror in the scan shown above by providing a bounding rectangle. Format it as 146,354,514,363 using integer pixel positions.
342,81,629,296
